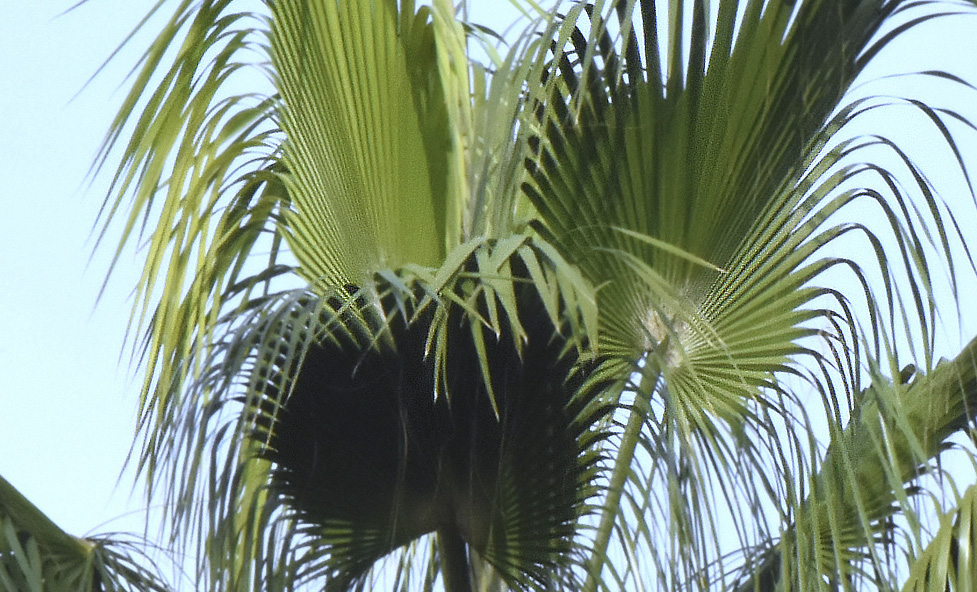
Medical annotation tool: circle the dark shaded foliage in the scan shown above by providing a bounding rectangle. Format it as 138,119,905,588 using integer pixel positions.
246,259,611,589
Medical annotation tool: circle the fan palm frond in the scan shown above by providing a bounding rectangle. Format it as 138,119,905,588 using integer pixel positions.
92,0,623,584
729,335,977,590
196,240,607,591
0,474,173,592
270,0,472,287
517,0,977,588
247,260,603,589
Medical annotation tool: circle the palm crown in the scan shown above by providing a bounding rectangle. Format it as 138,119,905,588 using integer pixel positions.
3,0,977,591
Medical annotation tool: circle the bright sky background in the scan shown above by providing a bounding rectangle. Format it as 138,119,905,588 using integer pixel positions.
1,1,165,538
2,1,977,589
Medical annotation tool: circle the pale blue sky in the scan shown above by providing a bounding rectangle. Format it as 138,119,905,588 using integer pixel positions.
2,1,977,589
0,2,169,538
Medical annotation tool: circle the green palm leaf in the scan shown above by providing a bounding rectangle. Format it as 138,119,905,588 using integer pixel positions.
271,0,471,286
518,0,977,588
188,238,602,591
232,255,606,590
0,474,172,592
731,336,977,590
902,482,977,592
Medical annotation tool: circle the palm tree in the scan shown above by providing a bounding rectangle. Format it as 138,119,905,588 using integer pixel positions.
5,0,977,590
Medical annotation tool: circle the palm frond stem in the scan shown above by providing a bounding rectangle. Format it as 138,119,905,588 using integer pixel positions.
0,475,90,561
0,474,173,592
583,357,662,592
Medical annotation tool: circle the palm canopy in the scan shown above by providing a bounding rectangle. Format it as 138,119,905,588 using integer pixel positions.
24,0,974,590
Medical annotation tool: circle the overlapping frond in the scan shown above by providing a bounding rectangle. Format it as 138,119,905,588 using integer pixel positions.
185,239,605,591
517,0,977,589
727,336,977,590
901,482,977,592
0,474,172,592
91,0,288,508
